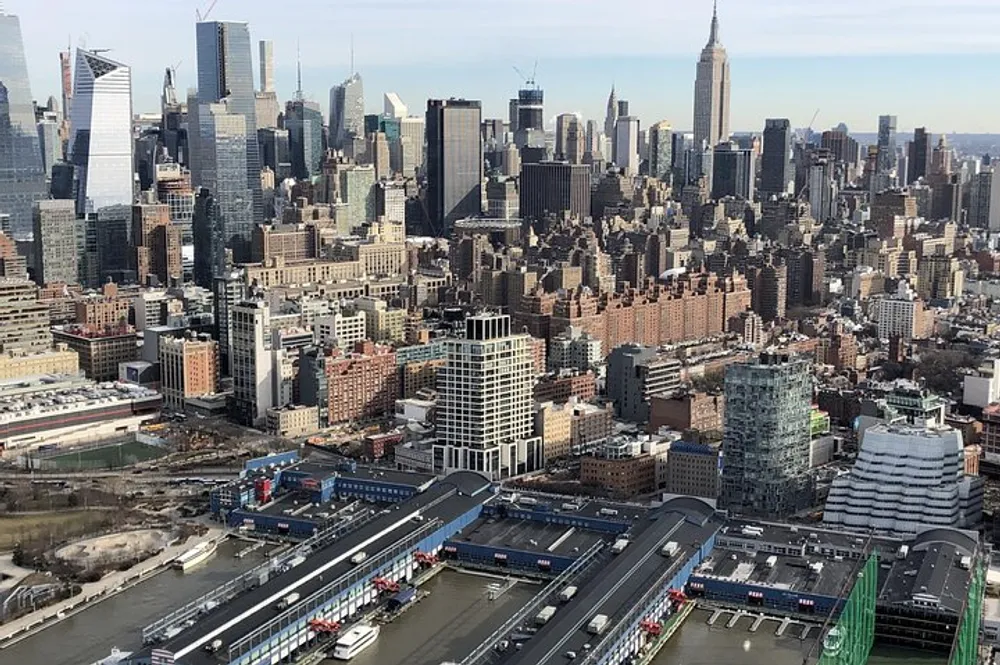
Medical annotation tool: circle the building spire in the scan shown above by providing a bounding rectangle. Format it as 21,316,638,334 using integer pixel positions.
295,40,303,101
708,0,720,46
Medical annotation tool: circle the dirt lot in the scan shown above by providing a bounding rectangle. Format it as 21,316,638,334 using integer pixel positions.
0,511,114,550
53,528,170,568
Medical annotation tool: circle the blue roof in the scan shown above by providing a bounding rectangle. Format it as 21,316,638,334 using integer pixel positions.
670,441,715,455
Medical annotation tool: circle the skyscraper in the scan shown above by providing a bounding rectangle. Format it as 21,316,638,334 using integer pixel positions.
604,86,617,141
426,99,482,235
194,102,252,270
613,115,640,176
258,40,274,93
195,21,263,225
721,352,813,518
874,114,898,192
909,126,931,182
514,86,544,149
383,92,407,119
33,200,78,285
329,73,364,151
0,8,47,237
230,299,274,427
69,50,134,216
519,161,591,225
760,118,792,196
434,313,542,480
285,99,323,180
692,1,731,152
711,142,754,200
648,120,674,181
555,113,584,164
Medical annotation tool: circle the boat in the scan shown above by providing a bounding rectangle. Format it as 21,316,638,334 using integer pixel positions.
822,626,844,657
332,623,380,660
172,541,218,571
90,647,132,665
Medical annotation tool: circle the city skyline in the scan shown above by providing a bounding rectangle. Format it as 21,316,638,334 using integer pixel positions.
7,0,1000,134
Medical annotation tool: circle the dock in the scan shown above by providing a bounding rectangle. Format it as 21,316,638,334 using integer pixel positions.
635,601,696,665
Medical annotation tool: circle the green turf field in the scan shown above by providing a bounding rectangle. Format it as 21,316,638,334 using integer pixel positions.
45,441,166,470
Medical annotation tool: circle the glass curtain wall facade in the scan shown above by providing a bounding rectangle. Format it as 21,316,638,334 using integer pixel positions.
195,103,251,273
285,100,323,180
70,50,134,216
0,10,47,237
329,74,364,151
195,21,262,241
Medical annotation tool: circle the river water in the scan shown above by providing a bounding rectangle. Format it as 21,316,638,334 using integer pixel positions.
653,609,947,665
2,539,268,665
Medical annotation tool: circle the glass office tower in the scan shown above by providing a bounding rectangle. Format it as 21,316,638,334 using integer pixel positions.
0,9,47,237
69,50,134,215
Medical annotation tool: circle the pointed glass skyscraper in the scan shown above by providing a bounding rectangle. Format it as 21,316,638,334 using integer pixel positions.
0,8,47,237
692,1,730,151
70,50,134,215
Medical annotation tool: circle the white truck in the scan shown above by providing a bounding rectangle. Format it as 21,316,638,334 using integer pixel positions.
660,541,679,557
611,538,629,554
587,614,609,634
276,592,300,610
204,639,223,653
558,586,578,603
536,605,557,625
351,551,368,565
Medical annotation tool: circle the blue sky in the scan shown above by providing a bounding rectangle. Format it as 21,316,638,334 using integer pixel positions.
11,0,1000,133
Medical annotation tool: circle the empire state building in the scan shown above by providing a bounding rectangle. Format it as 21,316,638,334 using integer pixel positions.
692,1,731,152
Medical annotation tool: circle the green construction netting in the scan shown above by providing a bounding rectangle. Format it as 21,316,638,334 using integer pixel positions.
948,557,985,665
816,553,878,665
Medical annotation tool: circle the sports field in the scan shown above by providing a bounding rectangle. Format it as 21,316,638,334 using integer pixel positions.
45,441,166,470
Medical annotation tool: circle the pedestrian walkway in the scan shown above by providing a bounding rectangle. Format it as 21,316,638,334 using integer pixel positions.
0,528,225,647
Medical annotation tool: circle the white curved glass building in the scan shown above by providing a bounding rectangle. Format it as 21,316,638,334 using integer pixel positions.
70,50,133,215
823,424,983,536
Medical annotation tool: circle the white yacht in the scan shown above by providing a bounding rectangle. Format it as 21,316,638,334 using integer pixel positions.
332,623,380,660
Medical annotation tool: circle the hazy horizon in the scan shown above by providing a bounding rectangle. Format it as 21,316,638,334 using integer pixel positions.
9,0,1000,134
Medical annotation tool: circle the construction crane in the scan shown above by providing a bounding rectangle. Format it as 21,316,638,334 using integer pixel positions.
512,60,539,89
196,0,218,22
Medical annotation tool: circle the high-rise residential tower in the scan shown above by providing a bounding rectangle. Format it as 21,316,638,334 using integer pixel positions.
426,98,482,235
33,200,79,286
258,40,274,93
195,20,263,229
329,73,364,151
0,8,47,237
692,1,731,152
434,313,542,480
873,114,898,192
760,118,792,197
69,49,134,216
648,121,674,181
721,352,813,518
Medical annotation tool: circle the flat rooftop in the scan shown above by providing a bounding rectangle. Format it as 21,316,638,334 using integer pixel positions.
505,497,724,665
0,376,159,423
158,472,491,665
697,546,854,598
258,494,362,522
458,517,605,558
290,460,436,490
